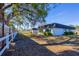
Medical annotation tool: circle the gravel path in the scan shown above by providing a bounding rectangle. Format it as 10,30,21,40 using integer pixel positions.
3,33,56,56
3,33,79,56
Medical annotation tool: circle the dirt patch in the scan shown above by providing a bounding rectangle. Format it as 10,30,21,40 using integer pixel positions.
31,36,79,55
46,45,79,54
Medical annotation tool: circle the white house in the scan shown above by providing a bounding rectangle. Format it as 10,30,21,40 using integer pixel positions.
39,23,75,36
32,28,38,34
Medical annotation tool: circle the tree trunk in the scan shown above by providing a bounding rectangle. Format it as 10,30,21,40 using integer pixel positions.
0,4,5,48
1,10,5,48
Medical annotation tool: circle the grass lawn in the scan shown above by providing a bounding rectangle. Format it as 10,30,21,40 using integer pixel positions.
20,31,79,55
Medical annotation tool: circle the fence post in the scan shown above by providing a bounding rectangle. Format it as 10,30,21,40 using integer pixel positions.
11,28,14,42
13,32,16,39
6,33,9,49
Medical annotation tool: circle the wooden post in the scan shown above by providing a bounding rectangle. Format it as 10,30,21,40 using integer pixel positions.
0,4,5,48
2,11,5,49
2,20,5,48
11,28,14,42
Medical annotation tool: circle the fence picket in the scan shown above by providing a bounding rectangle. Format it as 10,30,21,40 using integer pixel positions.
0,32,17,56
6,33,9,49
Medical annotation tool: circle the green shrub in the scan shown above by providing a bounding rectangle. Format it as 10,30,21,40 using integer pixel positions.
39,28,43,33
48,32,52,36
64,31,74,35
43,28,52,36
44,32,52,36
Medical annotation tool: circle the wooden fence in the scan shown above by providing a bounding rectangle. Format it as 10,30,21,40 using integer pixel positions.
0,32,17,56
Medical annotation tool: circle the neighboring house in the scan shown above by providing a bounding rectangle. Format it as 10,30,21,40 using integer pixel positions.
74,29,79,35
38,23,75,36
74,26,79,35
32,28,38,35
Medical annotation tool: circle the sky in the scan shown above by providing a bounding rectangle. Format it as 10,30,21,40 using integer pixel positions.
5,3,79,28
45,3,79,26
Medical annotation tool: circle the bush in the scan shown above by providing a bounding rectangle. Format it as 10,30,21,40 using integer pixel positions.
43,28,53,36
44,32,52,36
64,31,74,35
39,28,43,33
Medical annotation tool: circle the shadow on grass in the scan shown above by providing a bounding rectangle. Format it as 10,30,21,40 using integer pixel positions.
58,50,79,56
39,40,79,46
40,37,79,46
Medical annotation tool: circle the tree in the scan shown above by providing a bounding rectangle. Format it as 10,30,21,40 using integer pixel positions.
75,25,79,30
17,3,58,28
0,3,12,48
0,3,58,48
0,4,5,48
1,3,58,33
7,3,49,29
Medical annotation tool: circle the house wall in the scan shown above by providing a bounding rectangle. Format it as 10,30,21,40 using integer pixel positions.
74,30,79,35
43,29,46,32
32,30,38,34
51,28,65,35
